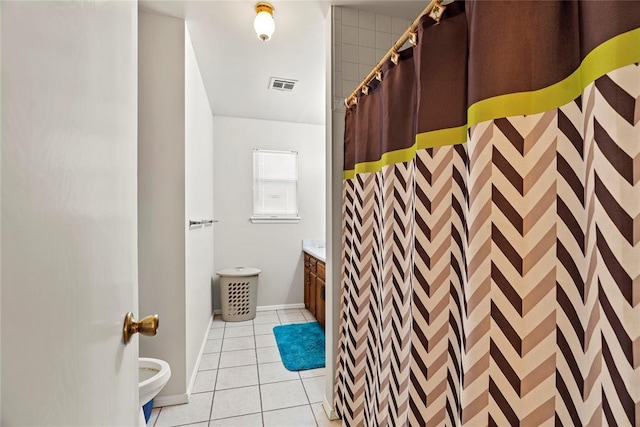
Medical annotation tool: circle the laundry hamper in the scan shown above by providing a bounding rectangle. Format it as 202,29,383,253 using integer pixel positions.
217,267,261,321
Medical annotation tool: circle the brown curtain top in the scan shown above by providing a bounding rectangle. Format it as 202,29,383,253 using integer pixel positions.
344,0,640,175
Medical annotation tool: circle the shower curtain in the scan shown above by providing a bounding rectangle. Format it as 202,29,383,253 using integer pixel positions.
335,1,640,426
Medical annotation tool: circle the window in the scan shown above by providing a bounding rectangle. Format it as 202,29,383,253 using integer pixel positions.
251,149,299,223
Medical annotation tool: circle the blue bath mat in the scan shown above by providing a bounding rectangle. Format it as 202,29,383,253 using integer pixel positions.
273,322,325,371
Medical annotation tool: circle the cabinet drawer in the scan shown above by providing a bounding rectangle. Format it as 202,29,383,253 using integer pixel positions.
317,261,325,280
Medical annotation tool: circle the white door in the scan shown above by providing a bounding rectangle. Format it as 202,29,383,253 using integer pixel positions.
2,1,139,425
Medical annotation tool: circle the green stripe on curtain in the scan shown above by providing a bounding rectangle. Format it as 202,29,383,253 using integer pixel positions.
468,26,640,126
343,144,416,180
343,125,468,179
416,124,468,150
343,26,640,180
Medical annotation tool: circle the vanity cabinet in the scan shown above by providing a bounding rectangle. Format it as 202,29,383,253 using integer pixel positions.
304,253,325,329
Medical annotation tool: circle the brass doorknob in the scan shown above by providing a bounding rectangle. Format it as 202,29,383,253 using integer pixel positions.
123,312,159,344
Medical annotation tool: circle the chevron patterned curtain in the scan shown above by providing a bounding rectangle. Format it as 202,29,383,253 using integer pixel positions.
336,2,640,426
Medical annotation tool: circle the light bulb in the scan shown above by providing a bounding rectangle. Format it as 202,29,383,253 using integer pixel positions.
254,10,275,41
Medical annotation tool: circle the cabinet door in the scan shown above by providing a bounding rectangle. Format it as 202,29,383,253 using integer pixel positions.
309,272,317,317
304,261,310,310
316,277,325,329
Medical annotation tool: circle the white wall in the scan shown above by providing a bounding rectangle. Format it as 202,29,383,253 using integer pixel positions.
139,13,214,403
213,117,325,309
184,25,214,391
324,6,342,420
138,12,187,399
1,2,3,417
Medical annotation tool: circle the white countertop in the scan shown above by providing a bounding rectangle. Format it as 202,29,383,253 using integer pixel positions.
302,240,325,262
303,246,325,262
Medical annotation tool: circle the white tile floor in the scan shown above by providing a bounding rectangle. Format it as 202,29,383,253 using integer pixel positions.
148,309,341,427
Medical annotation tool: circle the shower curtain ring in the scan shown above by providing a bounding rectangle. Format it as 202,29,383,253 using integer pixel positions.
429,2,446,23
391,51,399,65
409,31,417,47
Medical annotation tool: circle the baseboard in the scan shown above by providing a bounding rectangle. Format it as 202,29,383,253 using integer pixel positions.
154,315,213,409
212,303,305,314
322,396,339,421
153,393,189,407
186,314,214,397
257,302,305,311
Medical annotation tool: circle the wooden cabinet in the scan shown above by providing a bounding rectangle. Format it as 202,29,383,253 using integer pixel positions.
304,252,325,329
304,253,315,311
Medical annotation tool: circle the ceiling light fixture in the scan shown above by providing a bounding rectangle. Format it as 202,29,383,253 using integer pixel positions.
254,2,275,42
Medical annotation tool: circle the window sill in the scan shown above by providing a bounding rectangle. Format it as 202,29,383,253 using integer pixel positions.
250,216,300,224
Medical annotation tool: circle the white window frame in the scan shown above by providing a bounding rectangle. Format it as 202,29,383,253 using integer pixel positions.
250,149,300,224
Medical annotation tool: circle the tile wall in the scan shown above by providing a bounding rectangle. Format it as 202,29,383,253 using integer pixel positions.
332,7,412,111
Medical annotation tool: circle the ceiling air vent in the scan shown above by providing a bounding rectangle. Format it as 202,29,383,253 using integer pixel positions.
269,77,297,92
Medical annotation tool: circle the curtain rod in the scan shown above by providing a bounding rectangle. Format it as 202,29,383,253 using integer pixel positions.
344,0,446,107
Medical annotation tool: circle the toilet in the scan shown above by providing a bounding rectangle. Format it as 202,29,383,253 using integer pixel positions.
139,357,171,426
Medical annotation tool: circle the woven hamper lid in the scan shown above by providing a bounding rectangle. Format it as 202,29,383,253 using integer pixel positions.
216,267,261,277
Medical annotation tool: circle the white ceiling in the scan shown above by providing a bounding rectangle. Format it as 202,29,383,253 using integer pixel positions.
139,1,426,125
